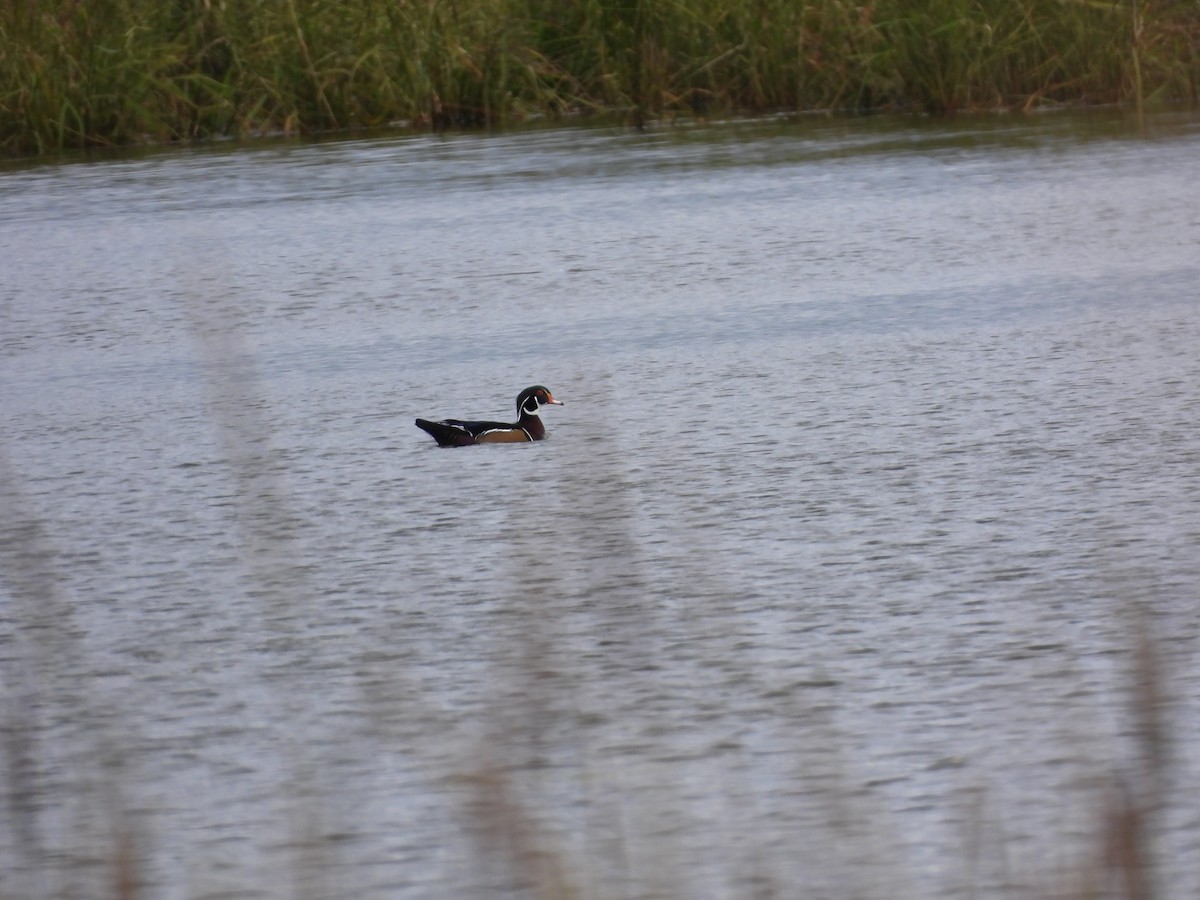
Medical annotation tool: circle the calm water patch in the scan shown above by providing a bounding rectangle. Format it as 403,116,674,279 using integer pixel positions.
2,112,1199,899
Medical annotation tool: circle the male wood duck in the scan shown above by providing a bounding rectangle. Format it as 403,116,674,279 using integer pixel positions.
415,385,563,446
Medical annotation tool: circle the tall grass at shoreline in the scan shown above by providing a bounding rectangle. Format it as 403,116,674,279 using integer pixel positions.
1,0,1198,155
0,0,1194,156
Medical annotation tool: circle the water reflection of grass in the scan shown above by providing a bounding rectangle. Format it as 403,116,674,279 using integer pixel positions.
2,0,1197,155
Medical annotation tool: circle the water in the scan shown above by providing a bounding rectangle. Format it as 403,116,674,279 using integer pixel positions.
2,112,1200,899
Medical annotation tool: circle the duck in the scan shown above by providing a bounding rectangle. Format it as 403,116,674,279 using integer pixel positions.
415,385,563,447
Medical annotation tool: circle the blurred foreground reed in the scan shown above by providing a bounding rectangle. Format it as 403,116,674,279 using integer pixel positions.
0,337,1189,898
0,481,1184,898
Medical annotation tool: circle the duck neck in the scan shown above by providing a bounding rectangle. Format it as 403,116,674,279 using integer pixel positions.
519,411,545,440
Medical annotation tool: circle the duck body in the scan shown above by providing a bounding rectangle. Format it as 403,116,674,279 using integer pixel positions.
416,386,562,447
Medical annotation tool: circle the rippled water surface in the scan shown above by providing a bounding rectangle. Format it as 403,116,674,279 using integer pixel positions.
2,113,1200,899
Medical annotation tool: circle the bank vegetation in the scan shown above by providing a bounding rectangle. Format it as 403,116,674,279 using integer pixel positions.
2,0,1198,156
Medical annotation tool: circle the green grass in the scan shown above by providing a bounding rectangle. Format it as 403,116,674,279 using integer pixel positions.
1,0,1197,156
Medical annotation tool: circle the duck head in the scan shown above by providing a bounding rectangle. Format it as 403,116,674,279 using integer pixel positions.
517,385,563,418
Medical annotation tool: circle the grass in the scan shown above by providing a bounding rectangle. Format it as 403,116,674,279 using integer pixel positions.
0,0,1197,156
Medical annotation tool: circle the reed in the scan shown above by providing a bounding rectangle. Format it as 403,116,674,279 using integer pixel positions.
0,298,1190,895
1,0,1197,155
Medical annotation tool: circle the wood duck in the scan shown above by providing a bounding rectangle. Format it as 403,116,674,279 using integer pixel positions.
415,385,563,447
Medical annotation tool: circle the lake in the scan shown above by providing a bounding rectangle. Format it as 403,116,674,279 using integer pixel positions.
2,111,1199,899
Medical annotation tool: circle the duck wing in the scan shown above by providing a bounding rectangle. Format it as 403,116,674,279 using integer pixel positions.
415,417,519,447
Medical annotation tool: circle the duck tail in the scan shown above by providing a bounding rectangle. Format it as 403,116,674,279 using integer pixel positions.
415,418,475,447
